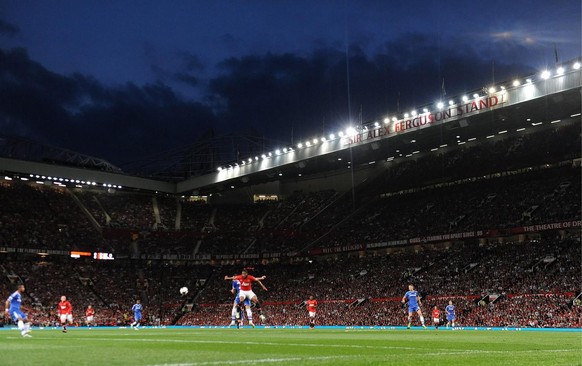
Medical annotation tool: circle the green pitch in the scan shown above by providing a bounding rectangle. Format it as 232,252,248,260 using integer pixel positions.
0,327,580,365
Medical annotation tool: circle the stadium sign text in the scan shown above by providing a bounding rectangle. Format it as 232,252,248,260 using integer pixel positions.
346,94,506,145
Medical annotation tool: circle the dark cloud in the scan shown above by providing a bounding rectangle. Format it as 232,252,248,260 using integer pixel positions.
0,48,215,166
0,19,19,38
0,33,535,169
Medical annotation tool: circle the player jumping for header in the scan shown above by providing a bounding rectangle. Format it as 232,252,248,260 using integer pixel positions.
401,284,427,329
224,269,267,328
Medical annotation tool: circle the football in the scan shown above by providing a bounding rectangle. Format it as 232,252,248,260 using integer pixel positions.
180,287,188,295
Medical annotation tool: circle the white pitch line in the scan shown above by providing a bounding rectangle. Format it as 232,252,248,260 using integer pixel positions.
151,355,354,366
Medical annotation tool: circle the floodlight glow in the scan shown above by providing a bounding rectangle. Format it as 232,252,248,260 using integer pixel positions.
540,70,550,79
383,118,389,124
305,141,311,147
275,149,281,155
500,86,505,90
241,161,245,165
513,80,520,87
268,152,272,157
255,156,259,161
574,62,581,70
422,108,428,113
411,111,417,116
329,133,335,139
297,143,303,148
473,93,479,99
526,78,532,83
338,131,344,137
312,138,318,144
374,121,380,127
437,102,444,109
248,158,252,163
556,67,565,75
391,117,397,122
282,148,287,153
462,95,468,102
488,87,496,93
261,154,266,159
346,127,357,135
404,113,409,118
321,136,327,142
448,100,454,106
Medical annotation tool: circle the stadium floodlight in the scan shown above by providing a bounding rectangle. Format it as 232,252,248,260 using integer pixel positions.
462,95,468,102
383,118,389,124
473,93,479,99
305,141,312,147
404,113,409,118
234,163,239,167
275,149,281,155
255,156,259,161
374,121,380,127
422,108,428,113
540,70,550,79
312,138,319,144
321,136,327,142
338,131,344,137
329,133,335,139
448,100,454,106
282,147,288,153
241,161,245,165
574,62,581,70
556,67,565,75
488,87,496,93
75,180,80,183
297,142,303,148
278,172,283,176
363,126,368,131
526,78,532,83
513,80,520,87
436,102,444,109
261,154,267,159
346,127,357,135
268,152,272,157
248,158,252,163
411,111,417,116
391,117,397,122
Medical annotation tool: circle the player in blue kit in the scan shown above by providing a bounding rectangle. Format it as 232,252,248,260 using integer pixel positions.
130,300,143,330
229,280,250,328
401,284,426,329
4,284,32,337
445,300,456,328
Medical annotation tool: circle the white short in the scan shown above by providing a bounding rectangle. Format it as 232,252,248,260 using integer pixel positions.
60,314,73,323
433,318,440,323
239,290,256,302
86,316,94,323
309,311,316,318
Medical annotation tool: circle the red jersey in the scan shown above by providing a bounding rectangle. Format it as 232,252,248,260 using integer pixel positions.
432,308,440,318
58,301,72,315
234,275,257,291
86,307,95,317
307,299,317,313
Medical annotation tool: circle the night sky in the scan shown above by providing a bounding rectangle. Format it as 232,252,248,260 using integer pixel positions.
0,0,580,169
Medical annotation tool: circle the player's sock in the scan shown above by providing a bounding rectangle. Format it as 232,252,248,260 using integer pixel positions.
18,320,25,335
420,316,425,326
255,301,262,315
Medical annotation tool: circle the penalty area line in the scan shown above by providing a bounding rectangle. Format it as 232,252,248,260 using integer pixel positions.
150,356,355,366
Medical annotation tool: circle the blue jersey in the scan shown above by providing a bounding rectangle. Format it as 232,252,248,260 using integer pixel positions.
7,291,22,311
132,303,142,314
404,290,420,310
446,305,455,319
7,291,26,322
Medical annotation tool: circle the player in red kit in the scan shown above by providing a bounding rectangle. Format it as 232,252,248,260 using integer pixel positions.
224,269,267,328
58,296,73,333
85,305,95,327
306,296,317,329
432,306,441,329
